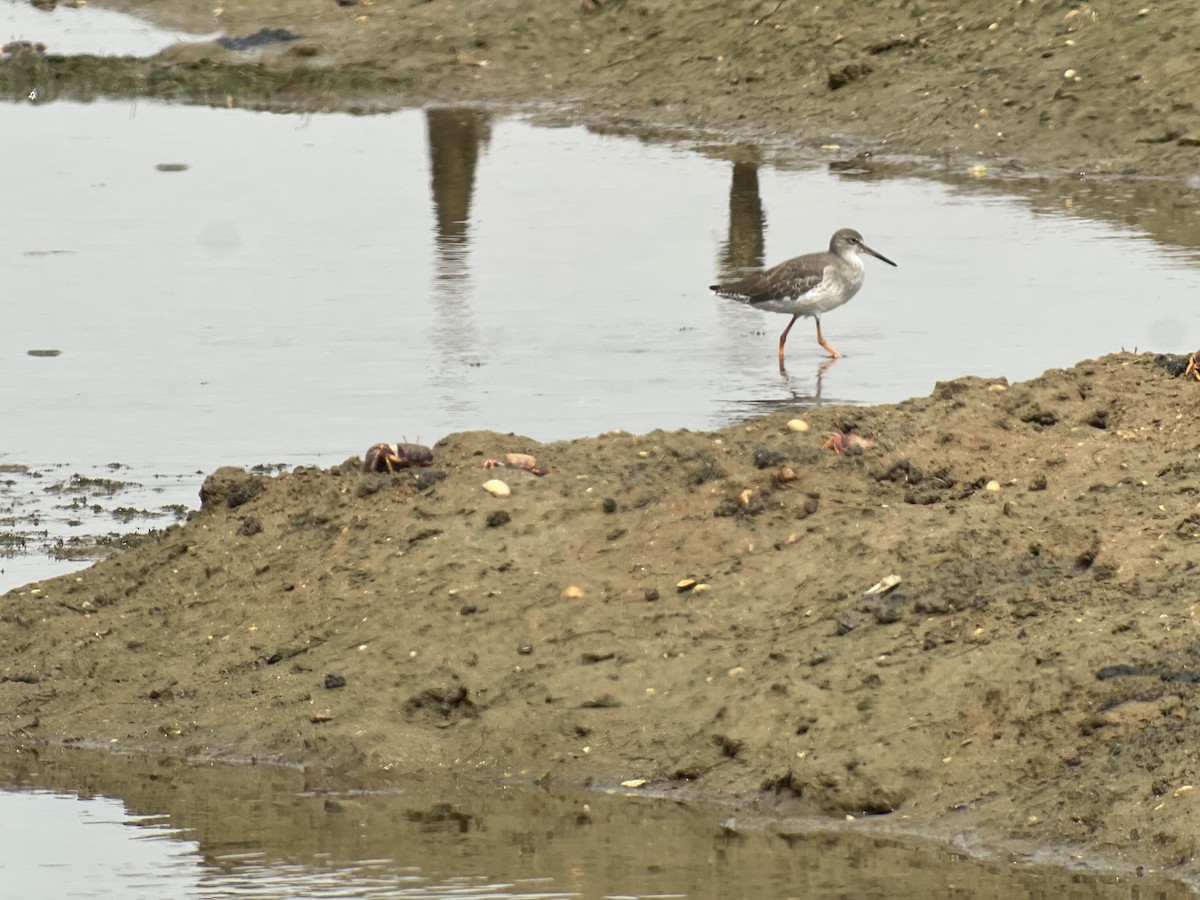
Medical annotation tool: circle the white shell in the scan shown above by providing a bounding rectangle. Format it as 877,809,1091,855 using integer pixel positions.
863,574,902,596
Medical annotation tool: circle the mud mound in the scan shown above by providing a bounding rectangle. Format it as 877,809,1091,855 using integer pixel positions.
5,352,1200,870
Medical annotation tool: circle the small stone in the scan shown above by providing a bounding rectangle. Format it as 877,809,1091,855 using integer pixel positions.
562,585,585,599
486,510,511,527
602,497,617,513
324,673,346,690
985,480,1001,492
644,587,659,602
482,479,511,497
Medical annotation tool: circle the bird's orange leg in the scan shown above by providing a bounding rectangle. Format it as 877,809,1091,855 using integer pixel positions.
815,318,843,359
778,315,800,370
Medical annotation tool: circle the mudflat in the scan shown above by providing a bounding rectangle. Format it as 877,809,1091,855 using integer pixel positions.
5,0,1200,878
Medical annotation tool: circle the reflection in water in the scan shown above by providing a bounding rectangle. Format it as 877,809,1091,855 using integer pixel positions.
425,108,492,411
785,355,838,400
716,154,767,278
0,745,1191,900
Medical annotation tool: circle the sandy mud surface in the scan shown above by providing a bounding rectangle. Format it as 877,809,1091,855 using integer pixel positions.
6,0,1200,880
8,353,1200,876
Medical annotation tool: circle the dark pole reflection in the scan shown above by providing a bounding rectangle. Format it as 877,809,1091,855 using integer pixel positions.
425,108,491,375
717,157,766,279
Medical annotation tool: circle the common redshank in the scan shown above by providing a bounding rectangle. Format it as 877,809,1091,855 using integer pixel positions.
710,227,897,369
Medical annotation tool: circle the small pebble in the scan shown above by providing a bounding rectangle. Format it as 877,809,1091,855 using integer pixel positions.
985,480,1001,492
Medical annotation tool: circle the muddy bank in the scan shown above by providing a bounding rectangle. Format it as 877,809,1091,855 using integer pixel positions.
1,0,1197,182
6,353,1200,876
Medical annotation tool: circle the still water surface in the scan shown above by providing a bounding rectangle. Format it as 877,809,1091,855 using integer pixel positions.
1,0,218,57
0,746,1187,899
5,99,1200,591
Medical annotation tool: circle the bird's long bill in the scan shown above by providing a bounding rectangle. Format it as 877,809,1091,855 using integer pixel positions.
862,243,898,267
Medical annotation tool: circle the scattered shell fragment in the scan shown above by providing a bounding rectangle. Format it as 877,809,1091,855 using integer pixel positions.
786,418,810,433
739,488,754,505
482,479,511,497
676,578,697,592
776,465,800,483
987,383,1008,393
864,574,902,596
692,583,711,594
561,585,585,599
985,480,1001,492
620,778,648,789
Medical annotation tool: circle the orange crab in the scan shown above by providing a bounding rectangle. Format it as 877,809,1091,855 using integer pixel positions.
822,432,875,454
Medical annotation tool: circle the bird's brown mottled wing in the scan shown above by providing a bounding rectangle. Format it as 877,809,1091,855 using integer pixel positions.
711,264,825,304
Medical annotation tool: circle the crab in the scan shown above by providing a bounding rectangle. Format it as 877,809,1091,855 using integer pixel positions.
482,453,551,477
822,432,875,454
1185,353,1200,382
363,442,434,473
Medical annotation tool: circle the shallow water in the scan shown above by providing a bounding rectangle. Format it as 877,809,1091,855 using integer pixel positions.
4,99,1200,592
0,0,217,58
0,745,1187,899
